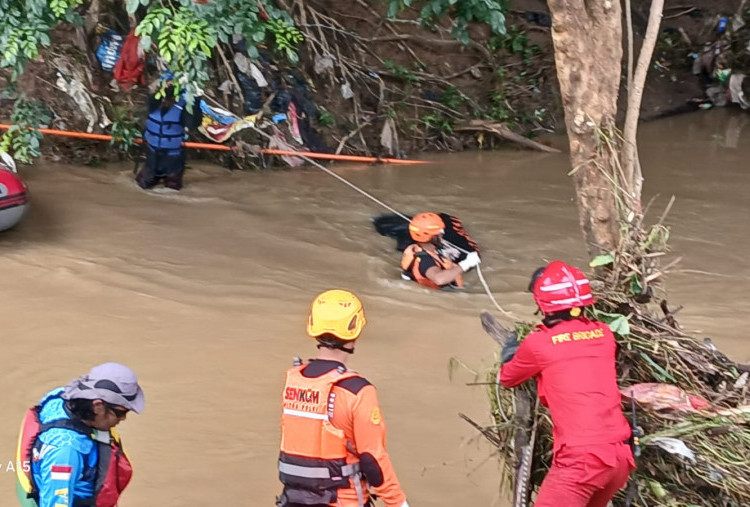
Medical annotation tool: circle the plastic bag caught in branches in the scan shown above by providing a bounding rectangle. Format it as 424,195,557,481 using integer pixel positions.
621,383,712,414
648,437,697,465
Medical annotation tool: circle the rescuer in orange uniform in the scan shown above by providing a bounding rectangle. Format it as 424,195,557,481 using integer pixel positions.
277,289,409,507
400,212,480,290
499,261,635,507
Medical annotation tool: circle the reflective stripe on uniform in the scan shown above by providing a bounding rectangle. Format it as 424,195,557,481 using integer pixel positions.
283,408,329,420
279,462,332,479
278,461,360,479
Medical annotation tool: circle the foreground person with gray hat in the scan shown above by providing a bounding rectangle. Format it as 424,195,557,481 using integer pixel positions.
15,362,145,507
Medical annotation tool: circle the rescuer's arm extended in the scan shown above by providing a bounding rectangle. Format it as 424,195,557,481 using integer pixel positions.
499,338,542,388
351,385,408,507
424,263,464,286
37,445,85,507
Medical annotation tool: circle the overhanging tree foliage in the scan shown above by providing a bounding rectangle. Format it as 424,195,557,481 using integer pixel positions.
131,0,302,100
387,0,508,43
0,0,83,78
0,0,303,161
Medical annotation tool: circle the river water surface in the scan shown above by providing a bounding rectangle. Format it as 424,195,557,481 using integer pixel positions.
0,109,747,506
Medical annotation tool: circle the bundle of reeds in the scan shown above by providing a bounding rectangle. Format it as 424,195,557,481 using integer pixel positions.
477,219,750,506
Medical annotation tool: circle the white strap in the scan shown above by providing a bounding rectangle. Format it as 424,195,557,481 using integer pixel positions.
283,408,328,420
549,294,594,305
278,462,331,479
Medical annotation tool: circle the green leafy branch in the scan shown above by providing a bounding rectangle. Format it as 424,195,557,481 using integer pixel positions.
266,18,304,64
135,5,214,101
0,0,82,77
109,106,142,153
386,0,507,45
0,97,52,163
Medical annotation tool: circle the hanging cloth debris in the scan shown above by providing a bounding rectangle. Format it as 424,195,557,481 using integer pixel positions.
95,30,124,72
267,125,305,167
55,73,109,133
113,30,145,90
197,101,260,143
380,117,399,157
728,73,750,109
234,67,263,114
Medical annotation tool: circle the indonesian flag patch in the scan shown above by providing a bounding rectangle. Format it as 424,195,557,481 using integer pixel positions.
50,465,72,481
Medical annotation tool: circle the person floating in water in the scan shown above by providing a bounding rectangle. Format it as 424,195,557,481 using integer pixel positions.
373,212,481,290
136,73,202,191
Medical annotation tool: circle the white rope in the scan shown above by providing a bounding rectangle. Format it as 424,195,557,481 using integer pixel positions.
475,265,517,319
248,125,515,318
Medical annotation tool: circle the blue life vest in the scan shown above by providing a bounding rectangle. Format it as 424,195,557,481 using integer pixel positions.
143,97,187,155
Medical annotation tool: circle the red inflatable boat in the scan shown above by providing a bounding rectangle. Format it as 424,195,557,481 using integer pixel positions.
0,153,29,232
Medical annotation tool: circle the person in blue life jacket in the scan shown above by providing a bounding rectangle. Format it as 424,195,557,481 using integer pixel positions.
16,363,145,507
136,74,202,191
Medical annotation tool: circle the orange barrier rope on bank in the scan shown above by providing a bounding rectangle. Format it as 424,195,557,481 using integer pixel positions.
260,148,427,165
0,124,428,165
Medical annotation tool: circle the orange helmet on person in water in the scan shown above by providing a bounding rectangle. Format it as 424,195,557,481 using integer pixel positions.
408,212,445,243
307,289,366,341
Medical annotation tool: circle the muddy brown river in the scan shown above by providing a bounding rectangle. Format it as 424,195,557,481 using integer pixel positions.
0,108,747,506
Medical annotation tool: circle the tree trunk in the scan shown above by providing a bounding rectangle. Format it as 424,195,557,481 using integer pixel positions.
547,0,623,256
622,0,665,214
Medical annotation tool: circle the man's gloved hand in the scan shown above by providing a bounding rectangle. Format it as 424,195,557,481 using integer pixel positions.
501,332,520,365
458,251,481,272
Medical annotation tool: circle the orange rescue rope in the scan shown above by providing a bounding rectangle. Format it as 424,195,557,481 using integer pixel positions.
0,124,428,165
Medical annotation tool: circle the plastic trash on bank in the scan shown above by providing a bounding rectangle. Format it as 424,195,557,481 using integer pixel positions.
648,437,697,465
95,30,124,72
621,383,712,414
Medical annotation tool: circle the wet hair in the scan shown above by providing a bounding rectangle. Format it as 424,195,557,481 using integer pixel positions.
66,398,96,421
162,87,176,108
528,266,546,292
316,333,355,354
542,310,578,328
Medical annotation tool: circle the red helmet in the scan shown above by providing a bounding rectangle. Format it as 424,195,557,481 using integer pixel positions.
530,261,595,314
408,212,445,242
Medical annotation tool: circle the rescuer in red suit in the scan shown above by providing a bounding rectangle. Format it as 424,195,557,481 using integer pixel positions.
499,260,636,507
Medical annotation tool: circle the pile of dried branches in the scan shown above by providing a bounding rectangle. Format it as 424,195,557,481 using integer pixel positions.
477,218,750,506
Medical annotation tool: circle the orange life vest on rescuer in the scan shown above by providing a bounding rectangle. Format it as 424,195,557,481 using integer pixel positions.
400,244,463,290
279,362,362,504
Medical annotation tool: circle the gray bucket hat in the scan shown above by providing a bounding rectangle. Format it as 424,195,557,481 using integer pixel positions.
61,362,145,414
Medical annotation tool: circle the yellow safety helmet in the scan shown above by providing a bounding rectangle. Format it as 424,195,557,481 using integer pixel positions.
307,289,366,341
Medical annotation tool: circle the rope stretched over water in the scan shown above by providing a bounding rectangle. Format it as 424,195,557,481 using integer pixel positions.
250,125,517,319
